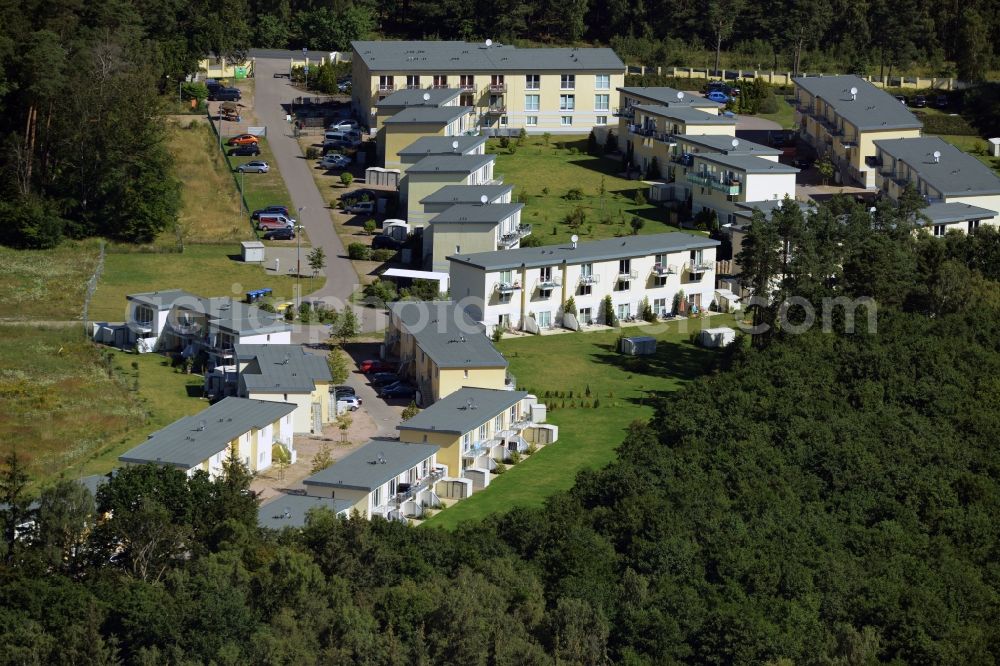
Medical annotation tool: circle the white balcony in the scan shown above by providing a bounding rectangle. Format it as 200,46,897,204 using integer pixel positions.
537,275,562,290
618,269,638,281
651,263,677,276
578,273,600,285
495,281,522,293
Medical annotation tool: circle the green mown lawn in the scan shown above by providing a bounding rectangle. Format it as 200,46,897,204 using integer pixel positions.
487,136,707,244
89,243,312,322
229,136,295,216
757,95,796,129
0,326,206,486
424,314,736,528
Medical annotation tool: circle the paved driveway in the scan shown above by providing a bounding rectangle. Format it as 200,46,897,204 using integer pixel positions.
251,56,384,331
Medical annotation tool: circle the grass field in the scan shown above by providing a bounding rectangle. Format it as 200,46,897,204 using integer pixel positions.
0,241,103,321
488,136,695,244
88,244,308,321
757,95,796,129
0,326,206,486
424,314,736,529
228,136,295,216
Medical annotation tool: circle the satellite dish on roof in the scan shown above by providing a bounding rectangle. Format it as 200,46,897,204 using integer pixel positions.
423,92,430,101
677,91,684,100
731,138,740,148
570,234,579,249
849,86,858,101
485,38,493,47
452,139,459,149
933,150,941,163
480,194,489,204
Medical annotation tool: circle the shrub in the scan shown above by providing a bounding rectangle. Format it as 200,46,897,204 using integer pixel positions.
633,189,647,206
363,219,377,235
340,172,353,187
527,444,538,455
565,187,584,200
306,146,320,160
630,216,645,235
541,186,550,196
919,113,978,136
521,234,542,247
517,128,527,146
759,93,779,114
563,296,577,316
499,136,510,149
493,461,507,475
564,206,586,229
491,326,506,343
371,248,396,262
645,156,660,180
593,398,600,408
401,401,419,421
604,132,618,154
587,130,598,155
510,451,522,464
362,278,397,306
347,242,371,260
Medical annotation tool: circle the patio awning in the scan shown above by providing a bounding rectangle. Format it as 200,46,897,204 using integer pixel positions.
127,321,153,334
715,288,740,304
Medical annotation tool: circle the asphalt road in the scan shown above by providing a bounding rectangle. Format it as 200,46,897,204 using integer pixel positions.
251,56,385,333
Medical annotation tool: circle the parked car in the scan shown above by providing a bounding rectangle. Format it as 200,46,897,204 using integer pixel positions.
228,134,259,146
934,94,950,109
360,359,393,373
252,205,291,220
337,396,362,411
330,384,356,397
370,372,400,387
705,81,739,97
910,95,927,108
262,227,295,240
258,214,295,230
209,87,241,101
329,119,359,131
229,143,260,157
379,382,417,399
895,95,908,105
705,90,730,104
341,189,376,204
237,160,269,173
345,200,375,215
371,234,401,250
320,153,351,169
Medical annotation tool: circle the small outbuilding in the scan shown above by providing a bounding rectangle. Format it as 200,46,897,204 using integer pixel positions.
696,327,737,348
241,240,265,263
619,335,657,356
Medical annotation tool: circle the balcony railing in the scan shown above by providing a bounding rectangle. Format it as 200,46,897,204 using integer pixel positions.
485,104,506,114
498,224,532,248
489,83,507,93
578,273,599,285
378,84,395,92
405,84,421,90
460,83,475,91
629,124,656,137
654,133,678,145
495,281,522,293
431,84,450,89
651,263,677,276
618,269,638,281
686,172,741,196
685,260,714,273
537,275,562,290
613,107,634,118
670,153,694,167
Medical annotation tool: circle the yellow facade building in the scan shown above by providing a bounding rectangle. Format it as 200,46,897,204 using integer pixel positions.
625,105,736,178
377,106,476,169
352,40,625,135
401,154,497,224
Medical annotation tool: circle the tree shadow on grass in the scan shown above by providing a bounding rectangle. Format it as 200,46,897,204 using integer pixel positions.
590,339,717,385
185,385,205,398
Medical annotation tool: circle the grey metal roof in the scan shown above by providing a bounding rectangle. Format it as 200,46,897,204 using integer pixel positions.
235,344,332,394
420,184,512,205
793,75,922,131
732,199,814,224
398,135,487,156
398,387,527,435
258,494,353,529
127,289,198,311
919,202,998,225
353,40,625,73
382,106,474,125
376,87,462,108
448,232,720,271
406,154,495,175
633,104,736,125
692,152,800,174
618,86,722,109
119,397,295,470
388,300,508,369
429,203,523,225
677,134,782,156
874,137,1000,197
303,440,440,491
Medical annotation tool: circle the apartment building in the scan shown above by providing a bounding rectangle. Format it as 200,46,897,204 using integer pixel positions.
423,203,528,271
303,440,441,522
793,75,922,188
625,105,736,178
377,105,476,169
372,87,461,131
615,86,721,140
418,183,513,223
448,232,720,332
397,387,556,477
688,153,799,228
873,137,1000,234
351,40,625,135
384,300,510,405
119,397,296,480
396,135,486,174
114,290,291,367
723,199,815,277
258,494,353,529
230,344,333,434
664,134,782,202
401,154,497,223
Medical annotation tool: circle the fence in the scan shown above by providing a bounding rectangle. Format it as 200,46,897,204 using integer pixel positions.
626,65,968,91
81,240,106,335
206,113,259,239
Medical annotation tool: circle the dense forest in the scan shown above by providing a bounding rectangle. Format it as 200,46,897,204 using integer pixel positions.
3,197,1000,663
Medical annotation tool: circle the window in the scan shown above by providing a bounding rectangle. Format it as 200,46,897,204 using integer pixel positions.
526,115,538,126
525,94,540,111
537,311,552,328
579,307,592,324
619,258,631,275
969,219,981,233
456,245,461,253
578,284,592,296
540,266,552,282
460,93,475,106
460,74,475,90
595,74,610,90
560,94,575,110
615,280,629,292
406,75,420,89
653,298,668,316
433,75,448,87
560,74,575,89
379,75,393,90
499,115,508,127
596,115,607,125
525,74,540,90
464,369,469,378
561,116,572,126
478,424,488,441
617,304,630,320
595,94,610,111
494,415,503,431
498,313,510,329
463,433,472,451
933,224,946,237
499,269,513,284
134,305,154,325
372,487,382,508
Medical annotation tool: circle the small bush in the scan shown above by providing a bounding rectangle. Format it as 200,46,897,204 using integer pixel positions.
759,94,779,114
340,172,353,187
347,243,371,260
493,461,507,475
527,444,538,455
541,186,550,195
371,248,396,262
593,398,600,408
510,451,522,464
363,219,377,235
565,187,584,200
306,146,320,160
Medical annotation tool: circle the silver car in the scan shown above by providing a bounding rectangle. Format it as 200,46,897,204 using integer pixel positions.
237,160,269,173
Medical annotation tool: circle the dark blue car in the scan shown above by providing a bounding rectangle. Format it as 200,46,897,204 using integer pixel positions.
379,382,416,399
706,90,730,104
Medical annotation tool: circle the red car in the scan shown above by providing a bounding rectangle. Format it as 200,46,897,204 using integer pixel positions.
360,359,393,373
227,134,259,146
